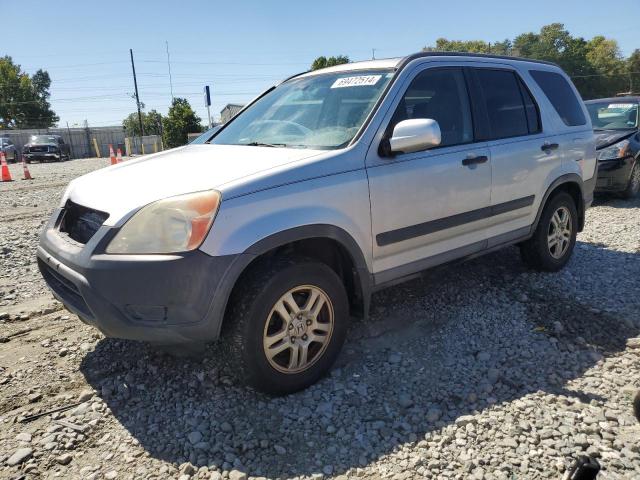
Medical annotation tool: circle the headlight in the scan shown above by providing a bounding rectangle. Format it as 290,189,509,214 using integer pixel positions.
597,139,630,161
106,190,221,254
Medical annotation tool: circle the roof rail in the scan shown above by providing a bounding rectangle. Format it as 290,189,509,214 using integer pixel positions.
399,51,559,68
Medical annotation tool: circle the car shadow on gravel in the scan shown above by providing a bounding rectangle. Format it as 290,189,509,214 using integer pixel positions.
592,193,640,209
79,243,640,478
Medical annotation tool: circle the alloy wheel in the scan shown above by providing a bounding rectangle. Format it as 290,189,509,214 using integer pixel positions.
262,285,334,374
547,206,572,259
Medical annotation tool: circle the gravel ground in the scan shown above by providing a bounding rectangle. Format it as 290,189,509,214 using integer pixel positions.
1,158,639,480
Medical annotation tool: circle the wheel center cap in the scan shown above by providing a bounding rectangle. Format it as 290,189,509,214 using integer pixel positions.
291,318,307,336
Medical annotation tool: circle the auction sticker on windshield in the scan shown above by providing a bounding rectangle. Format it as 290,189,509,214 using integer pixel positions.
608,104,635,109
331,75,381,88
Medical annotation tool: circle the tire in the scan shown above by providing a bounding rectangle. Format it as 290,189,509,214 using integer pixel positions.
621,162,640,199
224,256,349,395
520,191,578,272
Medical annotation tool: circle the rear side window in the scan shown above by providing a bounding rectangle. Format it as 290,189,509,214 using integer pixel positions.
475,69,530,139
518,79,541,134
529,70,586,126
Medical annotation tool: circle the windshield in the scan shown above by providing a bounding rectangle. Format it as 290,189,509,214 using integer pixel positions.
211,70,394,149
30,135,58,143
586,101,638,130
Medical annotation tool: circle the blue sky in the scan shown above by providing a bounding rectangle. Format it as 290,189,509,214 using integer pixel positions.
2,0,638,128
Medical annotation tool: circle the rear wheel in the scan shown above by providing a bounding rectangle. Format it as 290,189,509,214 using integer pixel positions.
224,257,348,394
520,192,578,272
621,162,640,199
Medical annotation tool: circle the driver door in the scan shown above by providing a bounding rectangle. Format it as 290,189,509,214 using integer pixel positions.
366,66,492,283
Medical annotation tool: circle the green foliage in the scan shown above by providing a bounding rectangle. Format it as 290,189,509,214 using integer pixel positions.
628,49,640,94
425,38,512,55
311,55,350,71
423,23,636,99
163,98,202,148
0,56,58,129
122,109,164,136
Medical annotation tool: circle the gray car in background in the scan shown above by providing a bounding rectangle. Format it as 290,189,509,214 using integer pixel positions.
0,137,19,163
38,52,596,394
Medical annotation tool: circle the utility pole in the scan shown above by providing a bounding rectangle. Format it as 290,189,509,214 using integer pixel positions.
372,48,376,60
204,85,212,129
166,40,174,101
129,48,145,147
65,121,74,159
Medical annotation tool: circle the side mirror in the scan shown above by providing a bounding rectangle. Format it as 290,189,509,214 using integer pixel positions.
387,118,441,155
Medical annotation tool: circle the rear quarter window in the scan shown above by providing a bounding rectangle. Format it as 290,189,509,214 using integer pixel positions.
529,70,586,127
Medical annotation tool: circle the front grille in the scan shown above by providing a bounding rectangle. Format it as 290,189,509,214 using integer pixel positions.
59,201,109,244
30,146,48,152
38,259,93,319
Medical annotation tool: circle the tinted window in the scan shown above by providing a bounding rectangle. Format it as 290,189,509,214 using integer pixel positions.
476,69,529,139
390,68,473,147
518,79,541,134
529,70,586,127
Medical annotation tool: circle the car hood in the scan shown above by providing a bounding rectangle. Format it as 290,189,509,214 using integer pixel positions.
594,129,636,150
64,144,325,226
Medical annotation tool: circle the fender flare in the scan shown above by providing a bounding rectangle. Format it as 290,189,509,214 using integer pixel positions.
245,224,373,313
532,173,585,233
210,224,373,338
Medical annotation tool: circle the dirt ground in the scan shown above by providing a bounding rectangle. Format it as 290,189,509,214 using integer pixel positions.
1,158,639,480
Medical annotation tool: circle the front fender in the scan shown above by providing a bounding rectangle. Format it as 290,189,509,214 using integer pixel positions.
201,170,373,271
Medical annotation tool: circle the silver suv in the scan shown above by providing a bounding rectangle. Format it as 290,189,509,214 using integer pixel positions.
38,53,596,394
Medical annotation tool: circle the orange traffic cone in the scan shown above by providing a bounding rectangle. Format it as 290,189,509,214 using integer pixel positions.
22,155,33,180
109,144,117,165
1,152,13,182
116,148,123,163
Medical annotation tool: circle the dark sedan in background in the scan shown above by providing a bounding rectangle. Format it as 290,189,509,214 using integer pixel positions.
23,134,71,163
586,97,640,198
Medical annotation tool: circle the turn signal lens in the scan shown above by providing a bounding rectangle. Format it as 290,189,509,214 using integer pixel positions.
106,190,221,254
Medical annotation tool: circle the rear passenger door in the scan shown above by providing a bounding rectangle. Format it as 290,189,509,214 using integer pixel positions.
471,66,562,242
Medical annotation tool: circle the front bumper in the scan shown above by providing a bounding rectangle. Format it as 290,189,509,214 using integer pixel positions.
25,152,61,161
595,156,634,192
37,208,253,344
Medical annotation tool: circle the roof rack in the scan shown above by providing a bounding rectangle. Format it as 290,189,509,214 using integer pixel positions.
399,51,559,68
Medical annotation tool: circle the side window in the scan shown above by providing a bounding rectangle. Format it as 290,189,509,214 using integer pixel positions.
529,70,586,127
390,68,473,148
518,79,541,134
475,69,529,139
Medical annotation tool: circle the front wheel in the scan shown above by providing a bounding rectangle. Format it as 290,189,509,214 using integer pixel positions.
621,162,640,199
520,192,578,272
224,257,349,394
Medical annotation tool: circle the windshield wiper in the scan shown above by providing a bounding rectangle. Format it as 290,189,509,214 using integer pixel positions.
243,141,287,148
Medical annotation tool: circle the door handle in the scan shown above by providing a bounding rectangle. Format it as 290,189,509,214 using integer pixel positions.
462,155,488,166
541,142,559,152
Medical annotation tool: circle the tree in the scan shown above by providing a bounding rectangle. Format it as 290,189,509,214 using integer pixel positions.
311,55,350,71
122,109,164,136
628,49,640,94
0,56,58,129
163,98,202,148
422,23,636,99
423,38,511,55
